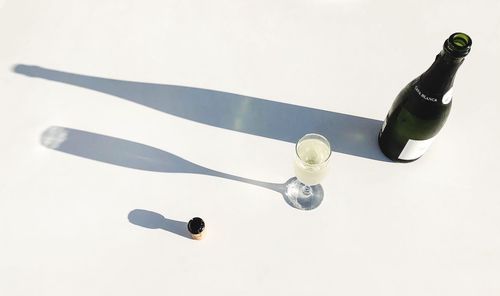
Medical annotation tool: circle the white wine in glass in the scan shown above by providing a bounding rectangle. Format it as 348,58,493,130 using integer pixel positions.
285,133,331,210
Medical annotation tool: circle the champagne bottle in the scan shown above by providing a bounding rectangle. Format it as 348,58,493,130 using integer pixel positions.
378,32,472,162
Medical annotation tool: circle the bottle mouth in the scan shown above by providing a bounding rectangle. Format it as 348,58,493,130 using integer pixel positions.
444,32,472,58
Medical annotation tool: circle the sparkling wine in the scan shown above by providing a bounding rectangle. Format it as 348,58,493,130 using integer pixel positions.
379,32,472,162
294,137,331,185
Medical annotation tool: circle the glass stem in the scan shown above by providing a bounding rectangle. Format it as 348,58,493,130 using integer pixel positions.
301,184,312,196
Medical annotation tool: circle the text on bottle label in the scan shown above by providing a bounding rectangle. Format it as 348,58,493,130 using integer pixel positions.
414,85,437,102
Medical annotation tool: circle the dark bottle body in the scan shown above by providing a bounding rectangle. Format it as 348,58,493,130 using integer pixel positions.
378,33,471,162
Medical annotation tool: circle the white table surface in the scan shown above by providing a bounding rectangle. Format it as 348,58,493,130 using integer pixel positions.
1,0,499,295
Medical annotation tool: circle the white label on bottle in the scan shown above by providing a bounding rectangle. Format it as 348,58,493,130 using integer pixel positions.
398,137,435,160
442,87,453,104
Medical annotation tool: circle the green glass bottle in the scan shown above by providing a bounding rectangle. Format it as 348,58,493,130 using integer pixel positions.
378,32,472,162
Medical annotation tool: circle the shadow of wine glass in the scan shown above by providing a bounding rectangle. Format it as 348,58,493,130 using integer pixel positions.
127,209,190,239
17,64,389,162
41,126,290,206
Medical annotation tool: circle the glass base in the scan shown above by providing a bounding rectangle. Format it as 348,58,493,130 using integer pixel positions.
283,177,324,210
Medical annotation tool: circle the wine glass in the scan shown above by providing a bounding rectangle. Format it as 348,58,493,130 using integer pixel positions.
284,133,331,210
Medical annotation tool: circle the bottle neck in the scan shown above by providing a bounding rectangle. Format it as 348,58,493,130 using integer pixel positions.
418,50,464,95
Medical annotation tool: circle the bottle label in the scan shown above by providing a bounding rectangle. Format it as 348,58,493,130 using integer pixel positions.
398,137,435,160
415,85,454,105
442,87,453,104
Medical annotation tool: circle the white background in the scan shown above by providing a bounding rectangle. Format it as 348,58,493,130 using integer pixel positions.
1,0,499,295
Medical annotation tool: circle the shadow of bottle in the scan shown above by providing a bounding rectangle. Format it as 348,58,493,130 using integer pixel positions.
41,126,289,205
128,209,190,239
16,64,389,162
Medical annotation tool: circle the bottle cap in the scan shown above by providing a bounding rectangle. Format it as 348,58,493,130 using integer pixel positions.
187,217,205,239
